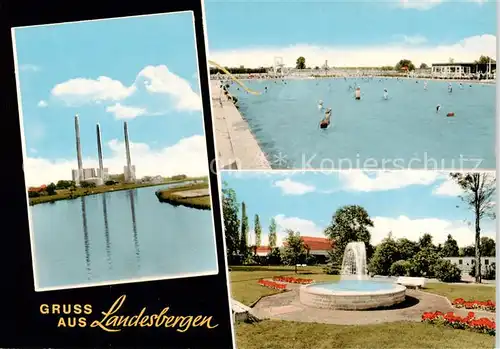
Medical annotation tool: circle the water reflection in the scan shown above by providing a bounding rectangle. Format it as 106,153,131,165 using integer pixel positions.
102,193,111,270
128,190,141,267
80,196,91,280
80,190,141,279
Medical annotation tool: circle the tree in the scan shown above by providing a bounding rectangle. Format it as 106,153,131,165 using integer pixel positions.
441,234,460,257
459,245,476,257
56,180,75,190
368,233,401,276
448,57,455,64
296,56,306,69
396,238,419,260
450,172,496,283
46,182,57,196
418,233,435,251
324,205,373,274
395,59,415,71
222,182,240,258
240,202,249,257
268,217,277,249
281,230,306,273
419,63,428,69
254,214,262,248
480,237,496,257
475,55,496,64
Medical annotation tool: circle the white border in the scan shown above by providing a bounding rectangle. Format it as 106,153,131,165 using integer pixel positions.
496,3,499,349
11,10,221,292
201,0,238,347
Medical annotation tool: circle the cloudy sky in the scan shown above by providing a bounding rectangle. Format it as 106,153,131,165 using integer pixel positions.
221,170,496,248
205,0,497,67
13,11,209,187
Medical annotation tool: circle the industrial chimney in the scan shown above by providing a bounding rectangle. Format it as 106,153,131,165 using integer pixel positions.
74,114,83,182
123,121,135,182
96,123,104,181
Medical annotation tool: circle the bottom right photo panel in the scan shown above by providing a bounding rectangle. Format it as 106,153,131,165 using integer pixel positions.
221,170,496,349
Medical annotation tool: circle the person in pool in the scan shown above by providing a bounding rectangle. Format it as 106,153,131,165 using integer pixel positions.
383,88,388,100
318,100,324,110
320,108,332,129
436,104,441,113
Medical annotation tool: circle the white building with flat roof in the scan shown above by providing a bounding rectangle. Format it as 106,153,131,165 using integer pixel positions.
443,256,495,276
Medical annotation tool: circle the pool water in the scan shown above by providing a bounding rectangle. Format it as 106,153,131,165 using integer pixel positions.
229,78,495,170
313,280,397,292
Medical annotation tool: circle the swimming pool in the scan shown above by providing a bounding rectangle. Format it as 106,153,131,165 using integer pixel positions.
228,78,495,170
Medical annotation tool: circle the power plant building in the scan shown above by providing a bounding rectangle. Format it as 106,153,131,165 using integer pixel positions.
70,115,136,186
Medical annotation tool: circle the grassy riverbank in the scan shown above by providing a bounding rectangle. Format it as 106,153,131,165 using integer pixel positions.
29,176,207,206
156,182,211,210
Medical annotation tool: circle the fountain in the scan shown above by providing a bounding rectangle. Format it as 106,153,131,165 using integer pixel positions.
300,242,406,310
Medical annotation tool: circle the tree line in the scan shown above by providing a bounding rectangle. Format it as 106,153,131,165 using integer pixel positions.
222,173,496,283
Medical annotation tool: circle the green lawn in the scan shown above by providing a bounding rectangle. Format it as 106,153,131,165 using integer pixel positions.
235,320,494,349
230,266,496,349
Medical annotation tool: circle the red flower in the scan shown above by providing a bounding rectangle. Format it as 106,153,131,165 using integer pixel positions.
421,310,495,335
272,276,313,284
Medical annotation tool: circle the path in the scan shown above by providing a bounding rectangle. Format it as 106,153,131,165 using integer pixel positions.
250,284,495,325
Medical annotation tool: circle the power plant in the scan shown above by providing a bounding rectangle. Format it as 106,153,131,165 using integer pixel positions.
71,115,136,186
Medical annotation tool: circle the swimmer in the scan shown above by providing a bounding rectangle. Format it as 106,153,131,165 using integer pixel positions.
383,88,388,100
318,100,324,110
264,86,268,93
459,82,463,89
424,81,428,90
436,104,441,113
448,83,452,93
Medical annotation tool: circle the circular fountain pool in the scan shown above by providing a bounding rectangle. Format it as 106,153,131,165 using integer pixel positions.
300,280,406,310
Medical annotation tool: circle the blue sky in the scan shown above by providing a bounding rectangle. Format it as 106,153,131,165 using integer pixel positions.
205,0,497,67
221,171,496,247
13,11,209,186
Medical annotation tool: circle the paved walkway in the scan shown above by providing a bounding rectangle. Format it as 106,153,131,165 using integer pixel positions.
251,284,495,325
210,81,271,170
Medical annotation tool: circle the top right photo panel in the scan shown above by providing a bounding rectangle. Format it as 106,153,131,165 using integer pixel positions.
205,0,497,171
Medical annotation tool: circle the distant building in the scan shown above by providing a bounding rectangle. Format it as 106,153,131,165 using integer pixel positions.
72,167,109,185
443,256,495,276
253,236,334,264
28,184,47,193
431,62,496,78
255,246,272,257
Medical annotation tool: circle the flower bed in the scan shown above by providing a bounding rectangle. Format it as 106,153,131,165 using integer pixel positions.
452,298,496,312
422,311,495,336
258,279,286,290
272,276,313,284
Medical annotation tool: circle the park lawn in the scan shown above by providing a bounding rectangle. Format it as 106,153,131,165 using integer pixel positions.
235,320,495,349
230,266,496,349
424,282,496,302
229,266,339,305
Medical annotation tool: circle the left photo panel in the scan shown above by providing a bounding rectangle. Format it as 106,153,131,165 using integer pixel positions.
12,11,219,291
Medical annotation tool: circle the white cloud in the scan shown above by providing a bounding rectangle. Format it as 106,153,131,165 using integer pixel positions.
209,34,496,68
51,76,136,104
19,64,40,72
370,215,495,247
37,100,48,108
49,65,202,113
397,0,443,10
339,170,441,192
272,214,324,246
23,135,208,187
393,34,428,45
105,103,147,119
273,178,316,195
137,65,202,111
433,178,463,196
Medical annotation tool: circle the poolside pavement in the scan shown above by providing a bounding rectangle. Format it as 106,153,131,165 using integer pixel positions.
210,81,271,170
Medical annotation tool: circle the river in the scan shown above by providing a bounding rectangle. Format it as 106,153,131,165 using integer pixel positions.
29,182,218,290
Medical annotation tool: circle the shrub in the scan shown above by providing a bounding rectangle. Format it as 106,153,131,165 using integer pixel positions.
367,237,401,276
266,248,282,265
409,248,439,277
390,260,411,276
434,259,462,282
484,263,496,280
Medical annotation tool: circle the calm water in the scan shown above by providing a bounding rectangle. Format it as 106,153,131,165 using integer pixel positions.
313,280,396,292
229,78,495,169
31,183,218,290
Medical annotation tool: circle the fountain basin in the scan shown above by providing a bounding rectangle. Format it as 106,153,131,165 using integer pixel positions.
300,280,406,310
